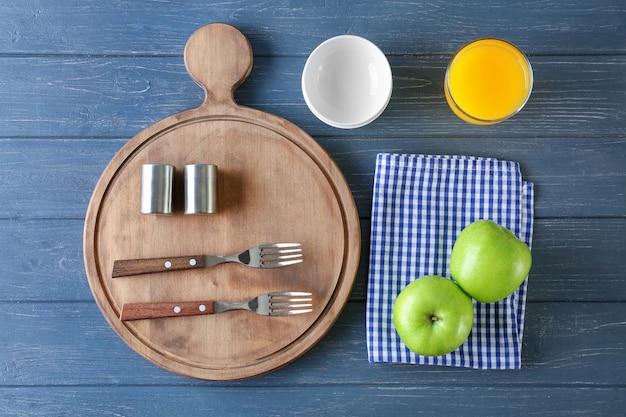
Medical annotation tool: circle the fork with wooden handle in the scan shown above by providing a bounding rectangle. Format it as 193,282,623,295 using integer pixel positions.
120,291,313,321
112,243,302,278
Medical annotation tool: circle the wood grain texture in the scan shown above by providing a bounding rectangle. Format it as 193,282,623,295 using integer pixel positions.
111,254,208,277
1,218,624,303
0,0,624,55
0,0,624,414
1,302,624,387
1,137,624,219
120,299,217,321
2,56,626,138
0,386,623,417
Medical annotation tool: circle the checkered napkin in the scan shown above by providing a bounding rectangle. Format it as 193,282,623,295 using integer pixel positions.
366,153,534,369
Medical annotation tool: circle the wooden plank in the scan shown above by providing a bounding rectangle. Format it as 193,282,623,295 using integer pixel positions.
0,219,89,302
0,302,624,387
0,139,114,219
1,137,623,219
1,56,626,139
1,218,624,303
0,385,623,417
522,219,626,302
321,136,626,219
0,1,624,55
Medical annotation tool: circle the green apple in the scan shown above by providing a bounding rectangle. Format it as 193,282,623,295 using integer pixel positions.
450,219,532,303
393,275,474,356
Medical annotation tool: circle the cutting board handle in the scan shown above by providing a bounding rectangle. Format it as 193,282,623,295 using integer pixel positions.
184,23,253,108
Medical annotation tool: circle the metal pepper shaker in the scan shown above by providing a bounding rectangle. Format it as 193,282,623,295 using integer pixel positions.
184,164,218,214
140,164,174,214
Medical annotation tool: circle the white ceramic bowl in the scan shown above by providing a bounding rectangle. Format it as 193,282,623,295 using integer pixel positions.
302,35,393,129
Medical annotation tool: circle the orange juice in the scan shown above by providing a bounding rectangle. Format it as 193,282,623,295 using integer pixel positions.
445,38,533,125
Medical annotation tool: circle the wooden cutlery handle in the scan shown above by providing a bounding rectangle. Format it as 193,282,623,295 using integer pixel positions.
112,255,206,278
120,300,215,321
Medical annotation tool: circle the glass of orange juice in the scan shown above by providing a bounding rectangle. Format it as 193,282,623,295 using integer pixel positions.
444,38,533,125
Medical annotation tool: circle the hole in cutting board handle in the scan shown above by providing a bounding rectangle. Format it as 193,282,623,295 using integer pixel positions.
184,23,254,107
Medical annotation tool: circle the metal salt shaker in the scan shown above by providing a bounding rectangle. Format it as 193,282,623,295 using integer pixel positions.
140,164,174,214
184,164,218,214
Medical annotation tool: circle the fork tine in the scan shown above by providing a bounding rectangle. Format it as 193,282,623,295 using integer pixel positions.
259,243,301,255
261,258,304,268
268,292,313,316
261,252,302,260
269,291,311,296
260,243,301,249
263,248,302,255
261,253,302,262
270,309,312,316
260,244,302,255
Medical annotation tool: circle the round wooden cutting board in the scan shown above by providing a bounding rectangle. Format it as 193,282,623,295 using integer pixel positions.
83,23,360,380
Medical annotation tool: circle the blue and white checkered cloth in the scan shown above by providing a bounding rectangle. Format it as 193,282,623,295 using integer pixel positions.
366,153,534,369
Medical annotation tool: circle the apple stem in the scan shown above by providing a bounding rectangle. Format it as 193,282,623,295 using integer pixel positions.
430,314,440,322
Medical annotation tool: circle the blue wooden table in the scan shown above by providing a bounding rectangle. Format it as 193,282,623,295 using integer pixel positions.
1,1,624,415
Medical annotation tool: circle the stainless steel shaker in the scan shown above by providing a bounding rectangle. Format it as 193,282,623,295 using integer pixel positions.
140,164,174,214
184,164,218,214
